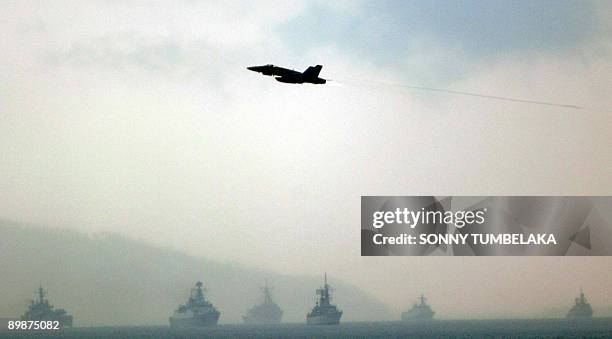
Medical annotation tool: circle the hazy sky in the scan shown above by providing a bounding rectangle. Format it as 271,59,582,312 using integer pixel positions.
1,1,611,318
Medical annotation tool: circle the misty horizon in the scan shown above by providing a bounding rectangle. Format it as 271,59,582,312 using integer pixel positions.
2,219,611,326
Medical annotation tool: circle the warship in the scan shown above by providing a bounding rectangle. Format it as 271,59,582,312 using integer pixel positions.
566,289,594,319
21,286,73,327
306,274,342,325
243,281,283,324
169,281,220,328
401,295,435,321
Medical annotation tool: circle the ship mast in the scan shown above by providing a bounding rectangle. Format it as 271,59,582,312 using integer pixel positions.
37,285,46,304
197,281,205,296
262,279,274,305
317,273,333,307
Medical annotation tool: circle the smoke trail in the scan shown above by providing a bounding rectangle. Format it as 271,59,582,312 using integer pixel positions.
334,78,609,112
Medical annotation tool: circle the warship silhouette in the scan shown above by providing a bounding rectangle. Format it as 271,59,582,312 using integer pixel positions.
566,289,593,319
306,274,342,325
401,295,435,321
243,280,283,324
21,286,73,327
169,281,220,328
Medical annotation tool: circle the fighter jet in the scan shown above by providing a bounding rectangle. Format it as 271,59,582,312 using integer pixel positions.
247,64,326,84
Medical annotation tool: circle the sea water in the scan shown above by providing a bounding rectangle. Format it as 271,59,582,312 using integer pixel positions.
2,319,611,338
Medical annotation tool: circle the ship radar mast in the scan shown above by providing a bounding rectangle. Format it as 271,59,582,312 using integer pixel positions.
33,285,50,307
38,285,46,303
577,287,587,305
316,273,334,307
195,281,204,296
262,279,274,305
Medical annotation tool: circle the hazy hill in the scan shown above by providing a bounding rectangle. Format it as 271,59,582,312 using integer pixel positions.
0,219,391,326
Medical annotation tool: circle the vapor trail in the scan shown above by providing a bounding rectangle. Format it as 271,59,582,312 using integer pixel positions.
335,78,609,112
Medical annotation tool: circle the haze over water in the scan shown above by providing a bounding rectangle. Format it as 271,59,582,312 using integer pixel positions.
1,0,611,325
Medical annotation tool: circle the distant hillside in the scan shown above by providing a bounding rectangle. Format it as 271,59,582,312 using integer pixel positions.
0,220,391,326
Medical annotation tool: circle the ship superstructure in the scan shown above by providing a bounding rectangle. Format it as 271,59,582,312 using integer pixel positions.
401,294,435,321
21,286,73,327
306,274,342,325
243,280,283,324
169,281,220,328
566,289,594,319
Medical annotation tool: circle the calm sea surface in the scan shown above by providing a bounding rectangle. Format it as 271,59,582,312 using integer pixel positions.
2,319,612,338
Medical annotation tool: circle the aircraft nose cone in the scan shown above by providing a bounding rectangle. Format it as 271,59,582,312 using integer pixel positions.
247,66,257,71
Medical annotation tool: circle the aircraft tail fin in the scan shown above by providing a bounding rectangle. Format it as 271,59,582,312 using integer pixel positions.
303,65,322,78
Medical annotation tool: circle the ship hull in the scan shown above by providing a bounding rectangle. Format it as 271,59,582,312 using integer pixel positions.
243,304,283,324
60,315,73,328
169,313,220,328
243,315,282,325
243,310,282,325
21,315,73,328
401,308,435,321
566,310,593,319
306,312,342,325
401,312,435,321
